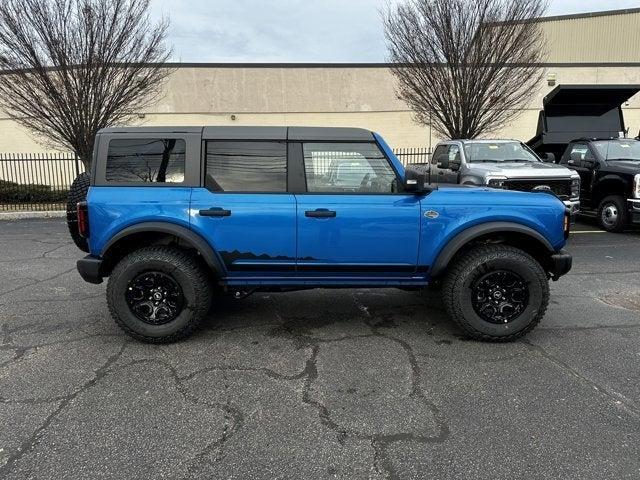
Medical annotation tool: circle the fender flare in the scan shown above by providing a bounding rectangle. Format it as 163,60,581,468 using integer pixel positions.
101,221,226,277
430,221,554,277
593,175,629,202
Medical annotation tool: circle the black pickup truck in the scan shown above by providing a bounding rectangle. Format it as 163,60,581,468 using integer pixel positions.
528,85,640,231
558,138,640,231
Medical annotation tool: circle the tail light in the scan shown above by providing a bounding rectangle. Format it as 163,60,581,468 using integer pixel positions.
77,201,89,238
563,208,571,239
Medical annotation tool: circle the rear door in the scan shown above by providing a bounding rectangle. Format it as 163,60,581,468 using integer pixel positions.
190,136,296,278
293,141,421,278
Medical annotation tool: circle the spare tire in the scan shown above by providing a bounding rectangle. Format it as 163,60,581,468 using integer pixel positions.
66,171,91,252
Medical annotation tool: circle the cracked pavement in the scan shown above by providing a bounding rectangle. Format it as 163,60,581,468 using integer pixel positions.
0,218,639,479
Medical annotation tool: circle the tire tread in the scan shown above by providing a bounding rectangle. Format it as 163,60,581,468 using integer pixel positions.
66,172,91,252
107,246,211,344
442,245,549,342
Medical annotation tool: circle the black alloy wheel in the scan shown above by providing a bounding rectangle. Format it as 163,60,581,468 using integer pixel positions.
125,271,185,325
471,270,529,324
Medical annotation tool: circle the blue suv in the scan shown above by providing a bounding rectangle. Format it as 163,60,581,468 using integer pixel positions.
74,126,572,343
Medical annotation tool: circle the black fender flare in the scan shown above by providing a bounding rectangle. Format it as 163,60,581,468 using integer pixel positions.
101,222,226,277
593,175,629,203
430,222,554,277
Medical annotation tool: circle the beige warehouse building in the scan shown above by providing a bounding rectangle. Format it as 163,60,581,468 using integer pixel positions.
1,7,640,154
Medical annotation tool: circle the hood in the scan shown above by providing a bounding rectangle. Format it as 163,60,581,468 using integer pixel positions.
469,161,576,179
604,160,640,174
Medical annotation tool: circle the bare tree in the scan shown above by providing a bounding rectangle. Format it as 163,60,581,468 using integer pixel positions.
0,0,171,167
383,0,547,140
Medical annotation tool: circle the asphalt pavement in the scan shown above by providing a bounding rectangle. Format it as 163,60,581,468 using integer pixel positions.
0,217,639,480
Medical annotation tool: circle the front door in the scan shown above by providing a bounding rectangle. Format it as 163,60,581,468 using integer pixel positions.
430,143,460,185
294,141,421,279
562,142,594,206
190,140,296,278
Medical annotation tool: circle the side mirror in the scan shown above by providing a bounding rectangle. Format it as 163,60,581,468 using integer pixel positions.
449,158,461,171
403,168,429,193
542,153,555,163
435,154,449,169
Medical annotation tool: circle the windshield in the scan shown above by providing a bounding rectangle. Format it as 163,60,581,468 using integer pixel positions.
592,140,640,161
464,142,540,163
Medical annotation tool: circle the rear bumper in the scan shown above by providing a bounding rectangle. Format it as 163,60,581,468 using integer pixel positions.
549,249,572,280
77,256,103,284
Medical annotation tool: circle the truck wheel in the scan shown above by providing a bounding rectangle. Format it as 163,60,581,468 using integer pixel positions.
442,245,549,342
66,172,91,252
597,195,627,232
107,246,212,343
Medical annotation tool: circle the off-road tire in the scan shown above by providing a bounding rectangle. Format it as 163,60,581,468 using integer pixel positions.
107,246,212,343
597,195,627,233
442,245,549,342
66,172,91,252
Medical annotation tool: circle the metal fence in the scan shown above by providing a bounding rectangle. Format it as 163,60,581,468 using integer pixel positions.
0,153,85,212
0,148,429,212
394,147,431,166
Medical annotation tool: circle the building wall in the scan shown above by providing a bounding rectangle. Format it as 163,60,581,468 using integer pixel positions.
1,9,640,153
539,9,640,63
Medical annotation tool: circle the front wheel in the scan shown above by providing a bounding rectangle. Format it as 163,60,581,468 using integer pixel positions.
107,246,212,343
597,195,627,232
442,245,549,342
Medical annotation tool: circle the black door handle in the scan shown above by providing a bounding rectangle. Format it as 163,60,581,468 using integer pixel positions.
199,207,231,217
305,209,336,218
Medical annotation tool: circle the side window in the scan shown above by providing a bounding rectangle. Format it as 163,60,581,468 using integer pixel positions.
303,142,397,193
431,145,447,165
106,138,185,183
448,145,461,162
205,141,287,192
567,144,588,166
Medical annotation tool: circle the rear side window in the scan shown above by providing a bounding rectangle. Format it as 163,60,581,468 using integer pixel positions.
106,138,185,183
205,141,287,192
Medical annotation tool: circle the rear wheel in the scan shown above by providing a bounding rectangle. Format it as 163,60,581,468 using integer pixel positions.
597,195,627,232
442,245,549,342
107,246,212,343
66,172,91,252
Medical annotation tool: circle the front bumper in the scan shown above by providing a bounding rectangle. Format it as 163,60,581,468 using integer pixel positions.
77,255,103,284
549,249,572,280
629,199,640,224
563,199,580,218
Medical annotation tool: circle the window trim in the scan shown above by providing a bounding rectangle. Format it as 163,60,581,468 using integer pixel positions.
94,133,201,187
297,140,405,195
202,139,289,194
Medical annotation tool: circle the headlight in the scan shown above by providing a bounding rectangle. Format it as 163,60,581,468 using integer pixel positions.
634,174,640,199
486,176,507,189
571,177,580,198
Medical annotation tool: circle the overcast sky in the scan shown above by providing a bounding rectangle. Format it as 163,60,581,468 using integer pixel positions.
149,0,639,63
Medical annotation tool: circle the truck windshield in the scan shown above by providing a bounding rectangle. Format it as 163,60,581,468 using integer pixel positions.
592,140,640,161
464,142,540,163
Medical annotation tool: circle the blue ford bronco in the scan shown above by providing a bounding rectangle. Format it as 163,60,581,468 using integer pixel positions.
73,126,572,343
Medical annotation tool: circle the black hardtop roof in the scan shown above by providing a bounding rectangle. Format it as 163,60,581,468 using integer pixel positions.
99,126,375,141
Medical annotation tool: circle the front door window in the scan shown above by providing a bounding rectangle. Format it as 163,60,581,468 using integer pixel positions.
303,143,398,193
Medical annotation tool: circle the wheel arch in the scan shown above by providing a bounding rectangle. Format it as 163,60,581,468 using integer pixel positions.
592,176,629,205
430,222,555,278
100,222,226,278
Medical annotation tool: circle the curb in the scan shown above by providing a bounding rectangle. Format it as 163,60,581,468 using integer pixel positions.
0,210,66,220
